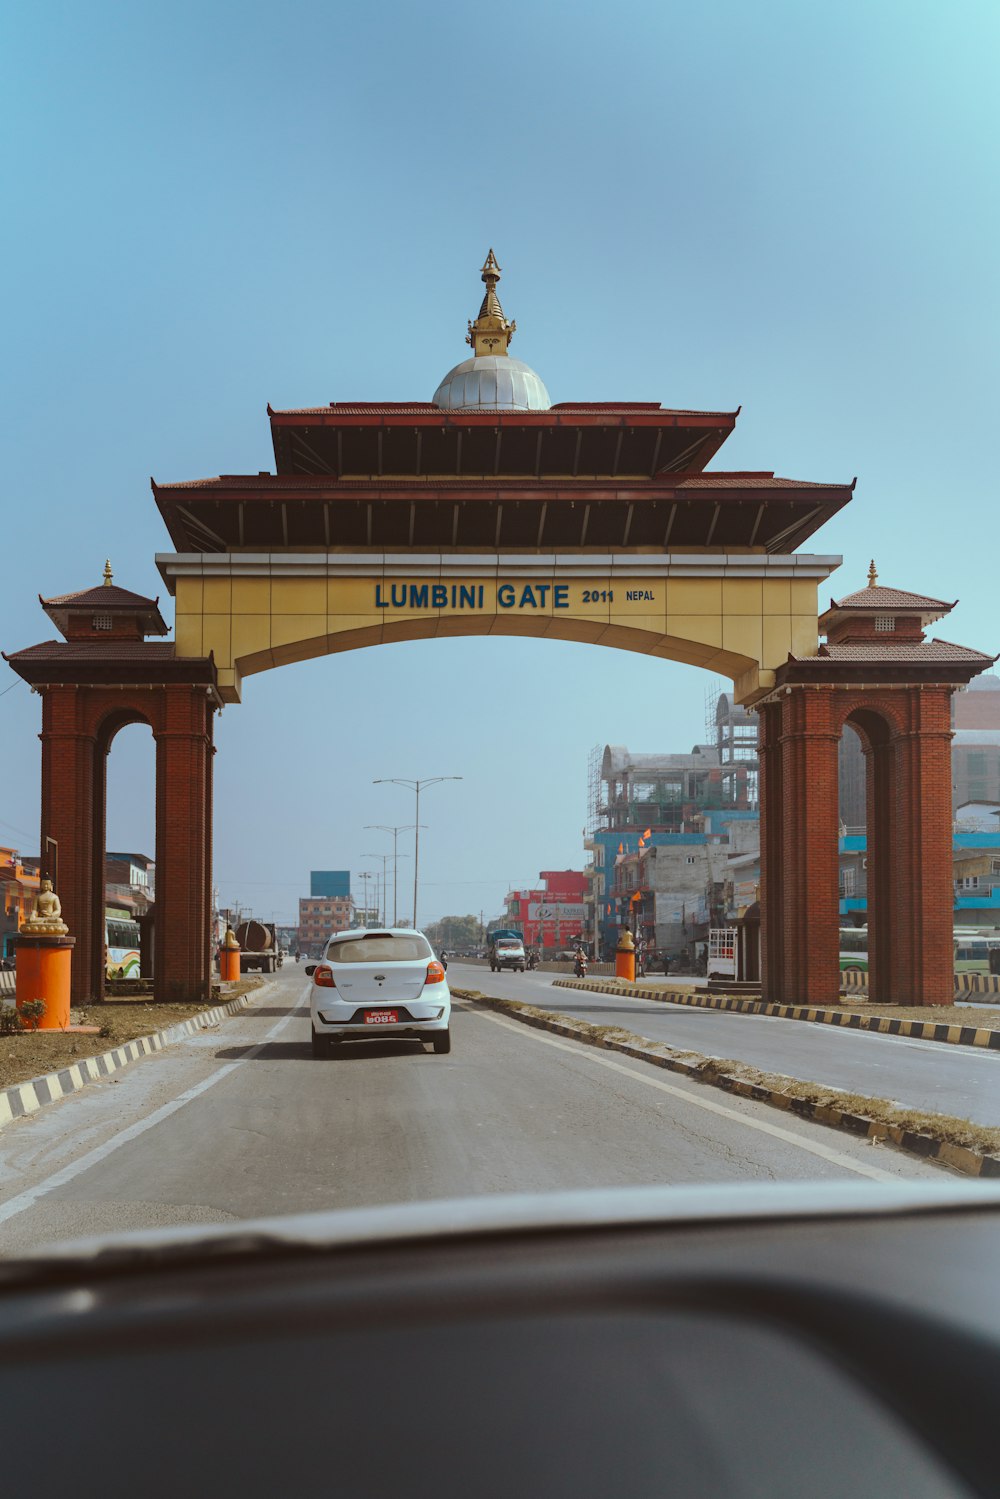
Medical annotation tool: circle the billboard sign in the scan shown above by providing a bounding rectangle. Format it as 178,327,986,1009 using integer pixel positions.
527,903,586,923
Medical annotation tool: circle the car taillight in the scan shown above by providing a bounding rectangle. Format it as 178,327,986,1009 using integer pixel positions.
425,960,446,985
314,966,336,988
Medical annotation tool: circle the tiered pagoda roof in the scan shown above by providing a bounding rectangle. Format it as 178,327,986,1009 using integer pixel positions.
778,562,995,685
148,253,860,558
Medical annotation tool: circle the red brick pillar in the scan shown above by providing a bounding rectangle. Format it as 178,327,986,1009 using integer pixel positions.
891,688,955,1005
154,686,214,1002
205,719,216,976
38,687,102,1002
779,687,841,1006
757,701,785,1002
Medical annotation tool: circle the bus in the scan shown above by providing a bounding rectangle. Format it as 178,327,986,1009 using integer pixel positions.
839,928,868,974
953,929,1000,975
106,909,141,979
841,926,1000,977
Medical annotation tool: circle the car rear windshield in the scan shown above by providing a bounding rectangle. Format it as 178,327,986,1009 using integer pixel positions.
326,934,433,964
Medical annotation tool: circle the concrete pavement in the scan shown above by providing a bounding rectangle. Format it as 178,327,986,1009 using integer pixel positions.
451,964,1000,1127
0,966,946,1254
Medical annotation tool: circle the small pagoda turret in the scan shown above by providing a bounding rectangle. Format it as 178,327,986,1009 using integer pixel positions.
39,560,169,643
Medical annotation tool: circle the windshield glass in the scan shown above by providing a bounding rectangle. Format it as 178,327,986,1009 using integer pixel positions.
0,1,993,1276
327,935,432,964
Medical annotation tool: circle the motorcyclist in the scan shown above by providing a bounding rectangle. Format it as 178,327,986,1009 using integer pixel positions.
573,944,588,979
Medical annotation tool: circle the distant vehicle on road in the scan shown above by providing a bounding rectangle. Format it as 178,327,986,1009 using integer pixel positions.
953,930,1000,974
106,910,141,979
840,927,1000,978
487,928,526,973
839,927,868,975
307,927,451,1057
234,919,283,974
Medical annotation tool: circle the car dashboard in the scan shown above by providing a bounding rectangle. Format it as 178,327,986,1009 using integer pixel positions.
1,1182,999,1498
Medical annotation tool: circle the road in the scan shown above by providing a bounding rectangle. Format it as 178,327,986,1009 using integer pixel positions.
0,966,949,1254
451,963,1000,1127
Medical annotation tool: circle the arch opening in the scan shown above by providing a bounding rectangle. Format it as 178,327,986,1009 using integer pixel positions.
97,716,155,993
841,706,901,1006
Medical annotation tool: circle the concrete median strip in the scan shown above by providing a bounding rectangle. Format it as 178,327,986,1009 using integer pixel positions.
0,985,270,1133
453,988,1000,1180
552,977,1000,1052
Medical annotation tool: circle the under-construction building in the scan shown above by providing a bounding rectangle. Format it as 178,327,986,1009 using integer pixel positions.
584,724,759,955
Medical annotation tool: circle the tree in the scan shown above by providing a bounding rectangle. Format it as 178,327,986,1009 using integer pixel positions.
425,914,481,951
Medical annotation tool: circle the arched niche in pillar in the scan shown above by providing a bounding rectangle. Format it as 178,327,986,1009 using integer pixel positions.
841,705,899,1008
94,708,156,1001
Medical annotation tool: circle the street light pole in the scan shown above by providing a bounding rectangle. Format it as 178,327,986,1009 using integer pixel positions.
364,825,416,927
359,871,374,927
363,851,396,926
372,777,462,930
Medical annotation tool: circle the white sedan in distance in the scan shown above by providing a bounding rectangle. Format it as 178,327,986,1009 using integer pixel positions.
307,928,451,1057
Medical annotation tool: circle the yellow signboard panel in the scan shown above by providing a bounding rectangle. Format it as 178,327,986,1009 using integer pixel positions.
165,555,833,705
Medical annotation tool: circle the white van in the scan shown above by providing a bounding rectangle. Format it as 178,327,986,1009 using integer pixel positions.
490,935,526,973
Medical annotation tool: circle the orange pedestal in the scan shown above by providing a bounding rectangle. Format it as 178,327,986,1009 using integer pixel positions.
15,933,75,1030
615,932,636,983
219,946,241,982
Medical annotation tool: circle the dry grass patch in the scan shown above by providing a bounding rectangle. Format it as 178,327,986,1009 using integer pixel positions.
0,980,263,1093
695,1055,1000,1155
829,999,1000,1029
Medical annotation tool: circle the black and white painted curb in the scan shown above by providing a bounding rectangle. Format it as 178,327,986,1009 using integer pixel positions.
0,985,269,1132
552,977,1000,1052
454,990,1000,1181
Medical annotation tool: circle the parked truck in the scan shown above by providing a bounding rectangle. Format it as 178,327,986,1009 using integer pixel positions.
487,927,526,973
234,919,283,974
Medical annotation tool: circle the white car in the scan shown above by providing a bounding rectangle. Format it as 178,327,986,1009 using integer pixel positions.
308,928,451,1057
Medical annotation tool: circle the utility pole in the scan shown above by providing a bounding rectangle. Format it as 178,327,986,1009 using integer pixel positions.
372,778,462,929
359,871,373,926
365,824,417,926
362,851,396,927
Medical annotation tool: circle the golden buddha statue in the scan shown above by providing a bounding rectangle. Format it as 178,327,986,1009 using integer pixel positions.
22,879,69,935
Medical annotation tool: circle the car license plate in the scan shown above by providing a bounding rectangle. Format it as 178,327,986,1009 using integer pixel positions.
364,1009,398,1025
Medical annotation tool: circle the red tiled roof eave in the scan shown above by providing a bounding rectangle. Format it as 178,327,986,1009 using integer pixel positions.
3,641,218,689
38,583,169,640
151,470,848,495
266,402,741,425
5,642,180,661
771,637,998,691
40,583,161,610
826,585,956,613
816,639,995,664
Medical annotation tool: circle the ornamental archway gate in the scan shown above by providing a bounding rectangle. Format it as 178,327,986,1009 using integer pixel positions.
7,301,991,1005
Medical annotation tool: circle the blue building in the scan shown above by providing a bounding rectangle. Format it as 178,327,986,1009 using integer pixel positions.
839,833,1000,923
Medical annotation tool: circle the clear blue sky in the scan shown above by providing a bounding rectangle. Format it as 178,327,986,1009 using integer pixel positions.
2,0,997,927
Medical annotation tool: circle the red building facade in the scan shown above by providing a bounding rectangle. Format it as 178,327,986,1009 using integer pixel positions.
505,870,588,953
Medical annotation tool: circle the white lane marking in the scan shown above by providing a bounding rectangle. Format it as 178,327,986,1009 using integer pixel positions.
522,986,1000,1064
468,1006,903,1182
0,993,307,1227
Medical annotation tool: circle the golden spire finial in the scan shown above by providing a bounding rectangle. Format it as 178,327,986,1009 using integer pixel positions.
465,248,516,356
867,560,878,589
103,559,113,587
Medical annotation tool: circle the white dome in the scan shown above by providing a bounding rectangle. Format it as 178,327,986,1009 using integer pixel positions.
432,355,551,412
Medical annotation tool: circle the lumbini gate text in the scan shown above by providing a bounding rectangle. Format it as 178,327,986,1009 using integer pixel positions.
373,583,656,610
